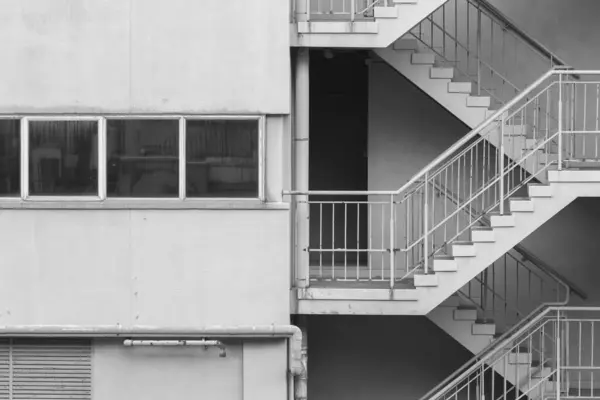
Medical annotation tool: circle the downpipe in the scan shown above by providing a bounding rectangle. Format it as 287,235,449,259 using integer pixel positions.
0,324,307,400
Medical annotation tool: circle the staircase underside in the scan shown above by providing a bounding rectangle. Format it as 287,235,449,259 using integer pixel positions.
291,0,448,48
295,170,600,315
374,39,553,183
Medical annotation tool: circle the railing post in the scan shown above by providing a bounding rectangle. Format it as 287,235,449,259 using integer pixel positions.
555,311,562,400
558,73,563,171
389,194,395,289
476,7,482,96
350,0,355,22
423,173,429,274
499,112,505,214
294,48,310,289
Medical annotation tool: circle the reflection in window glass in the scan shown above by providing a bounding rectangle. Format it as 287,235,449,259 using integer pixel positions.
107,119,179,198
0,120,20,197
186,120,259,198
29,120,98,196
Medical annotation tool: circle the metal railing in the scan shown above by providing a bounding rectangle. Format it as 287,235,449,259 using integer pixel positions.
288,69,600,290
458,250,569,333
421,307,600,400
410,0,571,109
293,0,392,22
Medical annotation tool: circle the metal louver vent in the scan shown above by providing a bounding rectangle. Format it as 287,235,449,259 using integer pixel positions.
0,339,91,400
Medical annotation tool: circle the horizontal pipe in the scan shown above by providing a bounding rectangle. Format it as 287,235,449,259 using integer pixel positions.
0,324,304,376
123,339,223,347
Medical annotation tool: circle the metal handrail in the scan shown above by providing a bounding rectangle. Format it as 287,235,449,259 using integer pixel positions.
420,303,569,400
286,69,598,199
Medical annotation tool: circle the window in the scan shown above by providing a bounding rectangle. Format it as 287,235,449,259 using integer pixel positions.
1,115,264,202
28,120,99,196
0,119,20,197
186,119,259,198
107,119,179,198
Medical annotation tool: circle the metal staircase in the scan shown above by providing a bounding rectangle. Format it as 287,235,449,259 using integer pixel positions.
422,307,600,400
291,69,600,315
374,0,572,181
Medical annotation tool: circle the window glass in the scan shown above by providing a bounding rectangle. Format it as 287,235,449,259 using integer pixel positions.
29,120,98,196
107,119,179,198
186,120,259,198
0,119,20,197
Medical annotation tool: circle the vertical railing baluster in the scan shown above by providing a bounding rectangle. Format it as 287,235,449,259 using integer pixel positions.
319,202,323,278
558,73,563,170
424,174,429,274
389,194,395,288
499,111,505,214
476,6,482,96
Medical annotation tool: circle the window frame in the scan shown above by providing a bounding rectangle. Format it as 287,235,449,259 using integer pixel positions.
182,115,265,202
22,116,105,201
5,115,265,204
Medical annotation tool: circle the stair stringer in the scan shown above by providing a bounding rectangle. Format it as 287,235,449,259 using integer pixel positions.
414,181,580,314
293,0,448,48
374,44,551,183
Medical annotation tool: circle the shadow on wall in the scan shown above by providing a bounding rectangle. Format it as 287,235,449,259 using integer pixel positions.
522,197,600,303
306,315,472,400
489,0,600,70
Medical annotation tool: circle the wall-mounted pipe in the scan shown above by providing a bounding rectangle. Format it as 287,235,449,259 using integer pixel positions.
123,339,227,357
0,324,305,376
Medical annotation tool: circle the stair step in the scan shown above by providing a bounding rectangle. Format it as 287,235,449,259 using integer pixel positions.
393,38,419,50
528,184,552,197
431,67,454,79
510,198,534,212
412,53,435,64
433,256,458,272
452,241,476,257
414,274,438,287
467,96,491,108
508,352,532,365
472,322,496,335
454,308,478,321
374,6,398,18
489,213,515,227
448,82,472,93
471,227,494,243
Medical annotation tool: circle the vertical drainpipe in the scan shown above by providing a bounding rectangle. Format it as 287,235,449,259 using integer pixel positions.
294,48,310,290
294,315,308,400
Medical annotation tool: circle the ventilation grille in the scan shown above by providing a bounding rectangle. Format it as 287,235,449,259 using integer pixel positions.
0,339,92,400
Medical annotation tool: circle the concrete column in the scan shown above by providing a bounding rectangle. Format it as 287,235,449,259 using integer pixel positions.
294,48,310,289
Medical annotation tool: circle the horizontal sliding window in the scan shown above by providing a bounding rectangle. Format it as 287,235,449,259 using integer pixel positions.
2,116,263,202
186,119,259,198
0,119,20,197
28,120,99,196
107,119,179,198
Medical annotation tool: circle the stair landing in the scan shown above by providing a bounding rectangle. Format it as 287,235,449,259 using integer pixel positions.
295,170,600,315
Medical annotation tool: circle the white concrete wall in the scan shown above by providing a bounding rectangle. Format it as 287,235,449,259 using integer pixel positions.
0,0,290,114
93,339,287,400
0,208,290,327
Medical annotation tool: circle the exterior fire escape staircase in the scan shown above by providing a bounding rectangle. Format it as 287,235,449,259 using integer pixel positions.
289,1,600,399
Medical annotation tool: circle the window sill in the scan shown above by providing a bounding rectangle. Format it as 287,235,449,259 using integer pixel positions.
0,198,290,210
